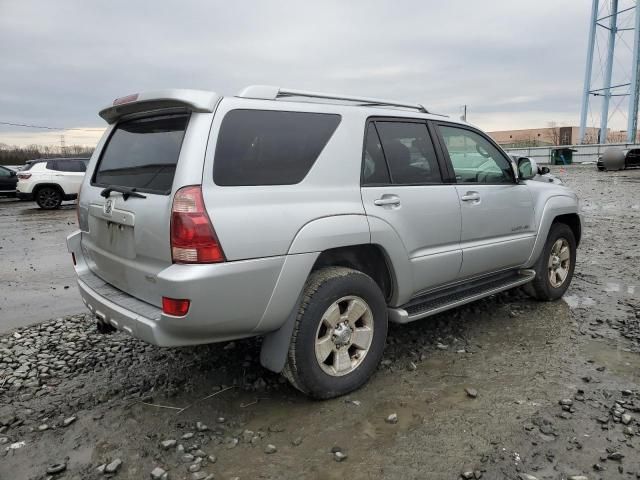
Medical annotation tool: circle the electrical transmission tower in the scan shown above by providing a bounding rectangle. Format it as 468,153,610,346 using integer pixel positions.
579,0,640,144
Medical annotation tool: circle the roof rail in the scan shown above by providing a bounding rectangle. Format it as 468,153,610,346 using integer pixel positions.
236,85,429,113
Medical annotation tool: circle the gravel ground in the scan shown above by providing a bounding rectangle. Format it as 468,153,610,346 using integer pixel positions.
1,165,639,480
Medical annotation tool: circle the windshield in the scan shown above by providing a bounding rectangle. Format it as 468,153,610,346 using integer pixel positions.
93,113,190,194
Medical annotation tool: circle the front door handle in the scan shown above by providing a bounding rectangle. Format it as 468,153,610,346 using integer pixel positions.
460,192,480,202
374,195,401,207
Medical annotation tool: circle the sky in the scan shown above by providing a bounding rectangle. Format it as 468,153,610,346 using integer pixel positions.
0,0,637,147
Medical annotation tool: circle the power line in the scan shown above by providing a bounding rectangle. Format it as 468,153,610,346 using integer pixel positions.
0,121,103,131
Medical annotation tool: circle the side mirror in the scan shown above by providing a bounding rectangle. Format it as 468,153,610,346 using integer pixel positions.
539,166,550,175
517,157,537,180
9,170,16,177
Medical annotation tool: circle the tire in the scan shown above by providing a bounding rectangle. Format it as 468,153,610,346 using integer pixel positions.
597,166,605,171
35,187,62,209
523,223,576,301
282,267,388,399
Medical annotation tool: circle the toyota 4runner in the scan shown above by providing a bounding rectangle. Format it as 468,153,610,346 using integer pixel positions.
67,86,581,398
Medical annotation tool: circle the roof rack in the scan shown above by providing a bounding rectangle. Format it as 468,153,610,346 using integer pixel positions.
236,85,429,113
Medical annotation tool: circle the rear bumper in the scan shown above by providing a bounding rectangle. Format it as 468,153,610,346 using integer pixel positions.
16,192,33,200
66,230,298,347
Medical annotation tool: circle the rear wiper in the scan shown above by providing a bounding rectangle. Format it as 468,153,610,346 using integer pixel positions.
100,185,147,201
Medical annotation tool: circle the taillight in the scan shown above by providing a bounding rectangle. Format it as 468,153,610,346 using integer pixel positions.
162,297,190,316
170,185,225,264
17,173,31,179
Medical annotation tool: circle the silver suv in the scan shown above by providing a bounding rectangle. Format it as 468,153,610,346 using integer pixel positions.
67,86,581,398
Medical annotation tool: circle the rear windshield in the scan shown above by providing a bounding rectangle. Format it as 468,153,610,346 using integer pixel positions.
213,109,341,186
93,113,189,194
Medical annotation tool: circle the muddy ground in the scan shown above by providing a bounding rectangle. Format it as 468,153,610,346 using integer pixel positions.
1,165,639,480
0,198,82,334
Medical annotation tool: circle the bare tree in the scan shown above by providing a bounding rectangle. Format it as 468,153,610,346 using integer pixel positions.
582,130,597,144
0,144,93,166
547,122,561,146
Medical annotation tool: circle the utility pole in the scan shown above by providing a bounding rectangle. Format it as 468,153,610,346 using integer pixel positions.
599,0,619,144
627,2,640,143
60,134,66,157
461,105,467,122
579,1,640,145
579,0,599,144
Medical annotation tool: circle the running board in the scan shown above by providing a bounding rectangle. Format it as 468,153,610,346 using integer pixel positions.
388,269,536,324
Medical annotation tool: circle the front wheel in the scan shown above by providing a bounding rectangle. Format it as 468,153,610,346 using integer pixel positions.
283,267,388,399
524,223,576,301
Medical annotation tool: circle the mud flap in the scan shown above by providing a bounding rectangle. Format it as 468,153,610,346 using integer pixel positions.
259,293,303,373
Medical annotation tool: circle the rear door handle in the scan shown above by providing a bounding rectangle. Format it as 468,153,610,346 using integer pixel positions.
374,195,400,207
460,192,480,202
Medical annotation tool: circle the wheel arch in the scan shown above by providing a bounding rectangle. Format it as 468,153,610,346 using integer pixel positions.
32,183,64,196
311,244,394,302
524,195,581,267
552,213,581,246
260,241,398,374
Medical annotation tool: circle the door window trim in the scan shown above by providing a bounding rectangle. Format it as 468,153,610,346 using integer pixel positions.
360,116,450,187
433,121,516,185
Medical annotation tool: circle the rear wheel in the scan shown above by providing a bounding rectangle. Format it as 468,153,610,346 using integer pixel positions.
35,187,62,209
283,267,388,399
524,223,576,301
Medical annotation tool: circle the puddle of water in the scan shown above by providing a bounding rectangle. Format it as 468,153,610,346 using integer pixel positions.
604,282,636,296
563,294,597,309
582,339,640,382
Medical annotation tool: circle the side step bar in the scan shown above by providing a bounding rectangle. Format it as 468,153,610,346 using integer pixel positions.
388,269,536,324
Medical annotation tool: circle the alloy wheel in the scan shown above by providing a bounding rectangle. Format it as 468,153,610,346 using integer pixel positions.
548,238,571,288
314,295,374,377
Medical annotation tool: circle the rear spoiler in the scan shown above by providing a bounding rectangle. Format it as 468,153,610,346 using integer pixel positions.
99,89,219,124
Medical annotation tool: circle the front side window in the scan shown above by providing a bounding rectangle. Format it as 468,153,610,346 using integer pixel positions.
93,113,189,194
375,121,442,185
0,167,10,177
214,110,341,186
439,125,513,184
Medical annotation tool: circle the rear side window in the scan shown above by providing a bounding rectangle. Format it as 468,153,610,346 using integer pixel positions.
362,120,442,185
213,110,341,186
93,113,189,194
376,122,441,184
49,160,86,172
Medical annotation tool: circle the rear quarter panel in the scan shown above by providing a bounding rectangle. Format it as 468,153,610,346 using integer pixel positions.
201,98,368,261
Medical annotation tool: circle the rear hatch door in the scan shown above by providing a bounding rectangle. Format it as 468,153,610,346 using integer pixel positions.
79,100,215,306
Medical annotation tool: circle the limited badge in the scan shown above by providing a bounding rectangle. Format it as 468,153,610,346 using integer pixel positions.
103,198,114,216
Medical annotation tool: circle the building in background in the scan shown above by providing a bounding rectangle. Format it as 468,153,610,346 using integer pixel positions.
487,125,638,148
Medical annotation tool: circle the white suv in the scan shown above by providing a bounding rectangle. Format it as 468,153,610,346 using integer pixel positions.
17,158,89,209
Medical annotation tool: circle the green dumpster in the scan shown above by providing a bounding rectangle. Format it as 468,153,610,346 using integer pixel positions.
551,147,577,165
